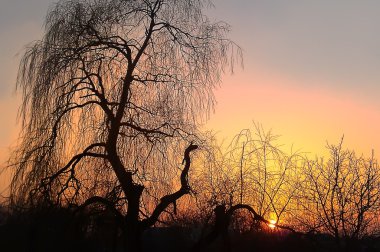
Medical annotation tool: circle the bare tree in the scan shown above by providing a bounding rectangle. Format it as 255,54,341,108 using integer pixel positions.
228,124,303,226
296,139,380,248
9,0,240,251
196,124,302,229
189,124,303,252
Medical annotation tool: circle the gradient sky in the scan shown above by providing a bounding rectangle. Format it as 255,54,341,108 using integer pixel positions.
1,0,380,195
206,0,380,156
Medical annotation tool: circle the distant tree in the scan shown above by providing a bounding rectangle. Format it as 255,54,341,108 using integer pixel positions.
295,139,380,248
9,0,240,251
194,124,302,231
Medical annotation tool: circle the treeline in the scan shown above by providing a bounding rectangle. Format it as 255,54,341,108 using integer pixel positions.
191,125,380,242
1,125,380,252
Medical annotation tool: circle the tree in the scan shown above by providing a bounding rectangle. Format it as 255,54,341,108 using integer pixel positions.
9,0,239,251
295,139,380,249
193,124,302,231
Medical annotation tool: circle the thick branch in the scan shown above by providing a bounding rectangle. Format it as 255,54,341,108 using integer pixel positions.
120,122,173,138
141,143,198,229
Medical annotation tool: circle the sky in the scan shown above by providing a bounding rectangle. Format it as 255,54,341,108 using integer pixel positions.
205,0,380,156
1,0,380,196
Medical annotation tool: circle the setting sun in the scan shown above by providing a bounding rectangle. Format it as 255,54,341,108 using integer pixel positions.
268,219,277,229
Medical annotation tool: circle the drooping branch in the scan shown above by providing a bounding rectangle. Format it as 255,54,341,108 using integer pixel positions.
227,204,299,233
39,143,107,187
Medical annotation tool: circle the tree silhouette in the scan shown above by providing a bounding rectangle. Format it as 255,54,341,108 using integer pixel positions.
295,139,380,249
193,124,302,232
9,0,239,251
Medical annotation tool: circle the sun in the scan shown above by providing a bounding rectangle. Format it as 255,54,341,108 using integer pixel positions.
268,219,276,229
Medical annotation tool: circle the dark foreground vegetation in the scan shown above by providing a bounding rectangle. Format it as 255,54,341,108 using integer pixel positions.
1,203,380,252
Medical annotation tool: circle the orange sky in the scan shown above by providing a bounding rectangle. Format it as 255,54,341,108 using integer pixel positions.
205,67,380,158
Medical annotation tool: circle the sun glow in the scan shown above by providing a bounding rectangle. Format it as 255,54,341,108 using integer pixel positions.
268,219,276,229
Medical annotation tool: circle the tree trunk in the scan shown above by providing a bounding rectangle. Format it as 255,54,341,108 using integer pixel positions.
194,205,231,252
124,183,144,252
124,222,142,252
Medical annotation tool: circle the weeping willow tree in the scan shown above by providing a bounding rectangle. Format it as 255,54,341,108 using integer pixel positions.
10,0,240,250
